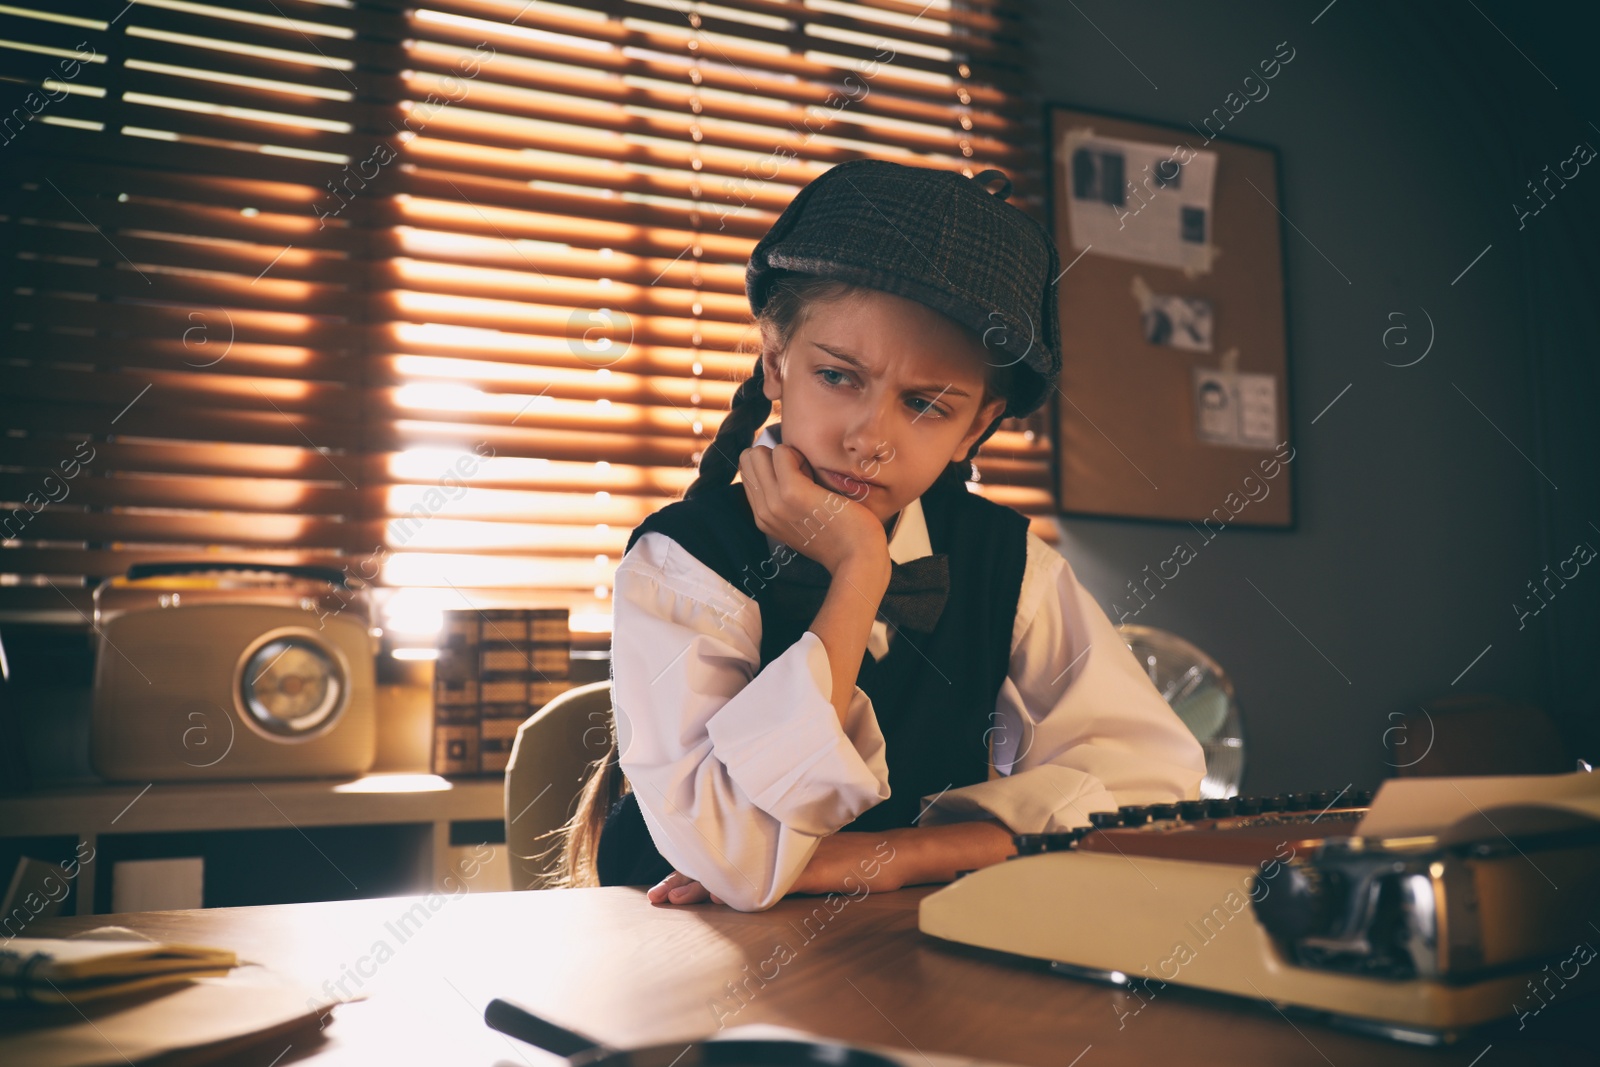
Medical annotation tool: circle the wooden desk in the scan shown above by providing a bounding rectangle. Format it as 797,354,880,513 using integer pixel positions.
25,885,1596,1067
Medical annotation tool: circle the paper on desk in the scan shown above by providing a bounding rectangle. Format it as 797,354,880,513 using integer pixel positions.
0,963,353,1067
0,936,238,1003
1356,770,1600,845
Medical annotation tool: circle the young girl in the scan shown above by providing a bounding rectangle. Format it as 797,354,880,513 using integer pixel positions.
548,159,1207,911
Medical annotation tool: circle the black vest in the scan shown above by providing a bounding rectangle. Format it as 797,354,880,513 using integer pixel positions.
596,474,1029,886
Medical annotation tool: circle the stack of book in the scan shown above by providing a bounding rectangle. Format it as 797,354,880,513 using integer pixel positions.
431,608,572,776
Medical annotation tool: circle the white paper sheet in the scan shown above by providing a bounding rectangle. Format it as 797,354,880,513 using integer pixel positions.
1061,127,1219,274
1358,770,1600,845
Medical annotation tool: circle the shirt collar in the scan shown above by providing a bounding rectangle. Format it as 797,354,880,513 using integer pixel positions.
753,421,931,564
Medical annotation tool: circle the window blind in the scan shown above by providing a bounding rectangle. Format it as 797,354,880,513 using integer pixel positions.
1,0,1055,644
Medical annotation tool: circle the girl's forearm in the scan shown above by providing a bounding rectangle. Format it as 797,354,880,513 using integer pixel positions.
889,818,1017,887
808,555,892,726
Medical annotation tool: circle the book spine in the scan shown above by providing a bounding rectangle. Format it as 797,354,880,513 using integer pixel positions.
433,608,572,776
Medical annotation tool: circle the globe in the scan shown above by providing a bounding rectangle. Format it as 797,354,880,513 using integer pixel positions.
1116,624,1243,799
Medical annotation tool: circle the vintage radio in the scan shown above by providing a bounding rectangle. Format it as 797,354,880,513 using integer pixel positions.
90,563,377,782
920,773,1600,1044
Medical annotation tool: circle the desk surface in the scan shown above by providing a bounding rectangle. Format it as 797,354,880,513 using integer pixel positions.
26,885,1596,1067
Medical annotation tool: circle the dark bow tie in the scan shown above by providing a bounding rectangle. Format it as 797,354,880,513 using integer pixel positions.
763,550,951,634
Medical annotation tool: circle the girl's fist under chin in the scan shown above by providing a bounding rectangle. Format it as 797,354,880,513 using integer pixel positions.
739,443,887,576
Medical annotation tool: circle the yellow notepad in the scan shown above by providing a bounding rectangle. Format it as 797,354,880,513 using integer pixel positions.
0,937,238,1005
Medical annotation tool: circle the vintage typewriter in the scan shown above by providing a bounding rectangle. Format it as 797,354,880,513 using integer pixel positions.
919,772,1600,1044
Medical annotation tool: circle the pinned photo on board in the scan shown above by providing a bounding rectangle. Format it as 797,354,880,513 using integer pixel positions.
1135,287,1214,351
1194,367,1278,449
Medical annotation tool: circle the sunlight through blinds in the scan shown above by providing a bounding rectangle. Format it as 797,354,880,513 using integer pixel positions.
1,0,1052,641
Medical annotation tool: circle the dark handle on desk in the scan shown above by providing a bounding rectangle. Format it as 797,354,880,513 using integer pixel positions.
485,997,615,1061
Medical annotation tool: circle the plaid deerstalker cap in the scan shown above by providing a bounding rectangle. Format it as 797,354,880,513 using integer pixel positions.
745,158,1062,420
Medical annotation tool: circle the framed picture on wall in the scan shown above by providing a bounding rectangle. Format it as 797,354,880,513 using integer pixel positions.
1045,104,1295,529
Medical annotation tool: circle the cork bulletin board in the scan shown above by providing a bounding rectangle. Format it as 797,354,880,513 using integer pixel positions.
1046,106,1294,528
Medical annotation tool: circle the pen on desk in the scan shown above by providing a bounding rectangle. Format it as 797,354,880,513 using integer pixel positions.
484,997,613,1060
485,997,909,1067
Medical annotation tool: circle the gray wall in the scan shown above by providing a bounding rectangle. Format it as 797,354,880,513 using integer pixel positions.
1026,0,1600,792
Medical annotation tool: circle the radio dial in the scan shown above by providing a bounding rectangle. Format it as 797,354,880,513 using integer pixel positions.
240,636,346,737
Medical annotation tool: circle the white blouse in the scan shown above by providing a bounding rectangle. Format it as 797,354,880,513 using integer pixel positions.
609,423,1207,911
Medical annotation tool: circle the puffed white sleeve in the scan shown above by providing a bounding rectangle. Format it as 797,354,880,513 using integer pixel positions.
915,532,1207,833
609,531,893,911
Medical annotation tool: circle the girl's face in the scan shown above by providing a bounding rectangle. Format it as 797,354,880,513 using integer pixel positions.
760,288,1009,529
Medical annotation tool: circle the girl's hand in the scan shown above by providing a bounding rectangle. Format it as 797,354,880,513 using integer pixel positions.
739,444,888,577
647,870,723,906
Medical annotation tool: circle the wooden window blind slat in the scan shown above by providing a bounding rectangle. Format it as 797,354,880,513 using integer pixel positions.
0,401,364,451
13,260,354,315
11,366,358,419
6,336,343,382
0,471,360,514
0,294,358,347
4,185,358,251
6,227,353,284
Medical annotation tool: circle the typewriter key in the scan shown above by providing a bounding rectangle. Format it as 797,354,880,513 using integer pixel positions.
1012,830,1086,855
